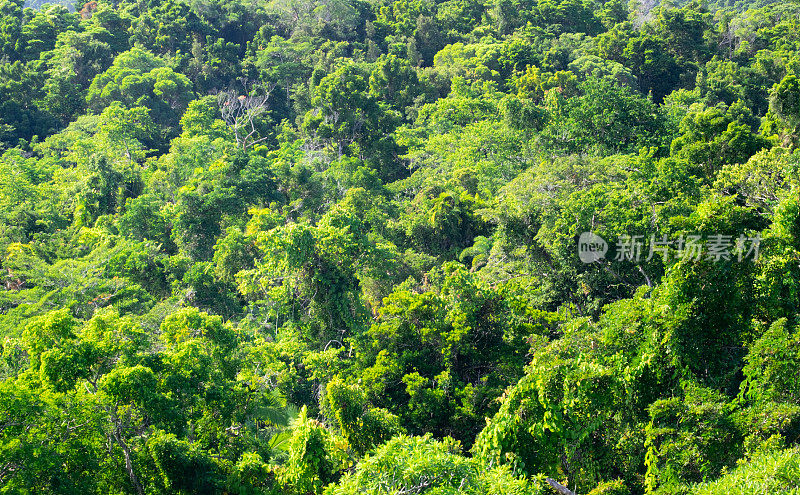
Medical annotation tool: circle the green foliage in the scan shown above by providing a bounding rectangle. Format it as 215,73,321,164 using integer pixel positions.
539,76,666,154
741,318,800,405
588,479,631,495
472,322,627,492
279,405,345,494
351,262,543,446
321,376,405,455
303,62,403,180
3,0,800,493
644,385,742,490
770,74,800,129
670,101,769,177
691,447,800,494
327,435,544,495
87,48,193,139
143,430,226,494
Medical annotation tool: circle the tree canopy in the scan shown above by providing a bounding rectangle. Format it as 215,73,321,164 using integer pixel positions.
1,0,800,493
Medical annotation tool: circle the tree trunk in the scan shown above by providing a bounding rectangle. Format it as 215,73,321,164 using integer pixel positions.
109,411,144,495
546,478,577,495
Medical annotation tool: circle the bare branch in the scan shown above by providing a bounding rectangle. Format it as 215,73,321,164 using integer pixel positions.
217,81,276,151
546,478,577,495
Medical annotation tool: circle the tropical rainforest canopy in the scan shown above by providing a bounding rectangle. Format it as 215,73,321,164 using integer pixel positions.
2,0,800,492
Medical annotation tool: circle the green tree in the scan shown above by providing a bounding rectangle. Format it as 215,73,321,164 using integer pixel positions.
328,435,541,494
87,48,193,139
670,101,769,178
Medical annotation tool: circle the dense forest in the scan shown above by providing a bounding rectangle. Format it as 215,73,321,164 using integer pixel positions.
2,0,800,492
